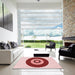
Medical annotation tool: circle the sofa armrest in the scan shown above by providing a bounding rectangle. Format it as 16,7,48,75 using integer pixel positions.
0,50,13,64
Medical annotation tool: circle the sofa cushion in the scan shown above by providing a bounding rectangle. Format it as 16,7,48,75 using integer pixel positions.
13,49,19,60
13,48,22,60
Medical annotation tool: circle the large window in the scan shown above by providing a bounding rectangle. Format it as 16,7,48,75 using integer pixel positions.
19,10,63,40
19,10,63,48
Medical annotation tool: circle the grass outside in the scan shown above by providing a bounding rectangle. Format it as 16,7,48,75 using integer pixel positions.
22,42,63,48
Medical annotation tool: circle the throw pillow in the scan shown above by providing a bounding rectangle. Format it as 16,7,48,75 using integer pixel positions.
7,43,11,49
10,42,18,48
0,42,8,49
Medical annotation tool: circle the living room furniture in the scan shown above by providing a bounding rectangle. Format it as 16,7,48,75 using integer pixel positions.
59,44,75,59
34,50,49,57
45,41,56,51
0,45,24,64
34,53,49,57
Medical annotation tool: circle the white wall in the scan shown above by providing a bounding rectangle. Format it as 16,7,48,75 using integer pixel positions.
0,27,17,42
0,0,18,42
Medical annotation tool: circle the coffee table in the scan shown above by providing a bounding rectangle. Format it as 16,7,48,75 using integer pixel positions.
34,50,49,57
33,51,49,57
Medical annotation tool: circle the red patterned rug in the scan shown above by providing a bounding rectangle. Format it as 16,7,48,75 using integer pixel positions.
26,57,49,67
14,57,62,69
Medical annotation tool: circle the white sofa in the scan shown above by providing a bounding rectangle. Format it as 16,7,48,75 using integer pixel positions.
0,46,24,64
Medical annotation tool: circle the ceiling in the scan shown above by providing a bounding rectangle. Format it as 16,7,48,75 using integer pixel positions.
2,0,62,10
15,0,61,3
16,0,62,9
